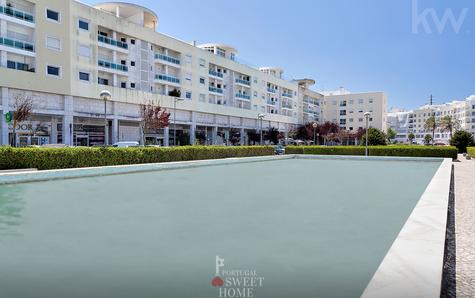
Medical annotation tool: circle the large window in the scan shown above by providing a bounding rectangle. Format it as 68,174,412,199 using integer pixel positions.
78,72,90,82
46,9,60,22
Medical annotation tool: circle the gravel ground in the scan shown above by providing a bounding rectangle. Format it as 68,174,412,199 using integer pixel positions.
454,156,475,297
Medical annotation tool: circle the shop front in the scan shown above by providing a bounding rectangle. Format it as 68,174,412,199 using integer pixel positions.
9,119,52,147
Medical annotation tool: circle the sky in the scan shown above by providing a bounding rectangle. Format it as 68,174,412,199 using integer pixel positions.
81,0,475,110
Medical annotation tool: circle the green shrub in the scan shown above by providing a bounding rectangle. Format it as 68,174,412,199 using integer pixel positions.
450,130,475,153
285,145,458,159
0,146,274,170
467,147,475,157
361,128,387,146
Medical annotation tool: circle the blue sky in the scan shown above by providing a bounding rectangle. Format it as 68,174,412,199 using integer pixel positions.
82,0,474,109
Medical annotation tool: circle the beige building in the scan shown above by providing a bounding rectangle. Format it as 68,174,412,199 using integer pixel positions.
321,89,388,132
0,0,388,147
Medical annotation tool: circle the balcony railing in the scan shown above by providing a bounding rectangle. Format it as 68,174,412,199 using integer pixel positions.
98,59,128,72
304,109,317,114
155,73,180,84
209,87,223,94
6,60,33,72
267,88,277,93
282,92,293,98
235,93,250,100
235,78,251,86
267,100,277,105
282,103,293,109
209,70,223,78
0,36,34,52
98,35,128,50
155,53,180,65
0,5,34,23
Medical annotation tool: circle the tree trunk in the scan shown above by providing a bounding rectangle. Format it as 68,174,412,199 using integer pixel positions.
12,120,17,147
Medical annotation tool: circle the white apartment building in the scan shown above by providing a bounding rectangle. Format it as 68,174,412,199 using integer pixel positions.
388,96,475,144
321,89,388,132
0,0,387,147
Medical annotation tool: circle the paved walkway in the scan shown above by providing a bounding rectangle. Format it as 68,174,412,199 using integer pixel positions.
455,155,475,297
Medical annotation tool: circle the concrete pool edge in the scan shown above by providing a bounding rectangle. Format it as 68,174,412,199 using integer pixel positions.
361,158,452,298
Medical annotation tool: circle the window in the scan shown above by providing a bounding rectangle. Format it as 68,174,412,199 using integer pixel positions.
130,61,135,67
199,77,205,84
199,58,206,67
46,36,61,51
78,72,90,82
130,39,136,45
130,83,136,89
46,65,60,77
46,9,60,22
78,19,89,31
77,44,91,57
369,99,374,104
358,99,364,104
199,94,206,102
185,91,192,99
185,54,192,65
185,73,192,82
120,82,126,88
98,77,109,86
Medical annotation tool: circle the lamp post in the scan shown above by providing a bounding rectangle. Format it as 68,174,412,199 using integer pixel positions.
100,90,111,146
173,96,184,146
312,122,318,145
364,112,371,156
258,113,265,145
316,133,320,146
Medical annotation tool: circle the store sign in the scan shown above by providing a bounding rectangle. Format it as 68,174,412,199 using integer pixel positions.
9,121,51,134
4,112,12,123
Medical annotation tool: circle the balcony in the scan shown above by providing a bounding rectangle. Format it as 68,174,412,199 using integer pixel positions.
155,73,180,85
0,36,34,52
235,93,251,100
209,70,223,78
267,88,277,93
304,109,317,114
282,92,293,98
6,60,34,72
0,5,34,23
282,103,293,109
209,86,223,94
267,100,277,105
98,35,128,50
155,53,180,66
98,59,128,72
235,78,251,86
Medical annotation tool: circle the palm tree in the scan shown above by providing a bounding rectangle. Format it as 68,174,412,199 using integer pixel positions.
439,115,460,139
424,116,438,145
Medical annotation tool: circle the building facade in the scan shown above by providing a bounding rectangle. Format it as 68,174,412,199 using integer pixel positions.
388,96,475,144
0,0,388,147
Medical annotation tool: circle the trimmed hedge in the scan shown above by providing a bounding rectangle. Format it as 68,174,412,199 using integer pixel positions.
285,145,458,160
468,147,475,157
0,146,274,170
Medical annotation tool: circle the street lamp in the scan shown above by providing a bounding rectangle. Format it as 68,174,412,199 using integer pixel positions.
173,96,184,146
312,122,318,145
100,90,111,146
258,113,265,145
364,112,371,156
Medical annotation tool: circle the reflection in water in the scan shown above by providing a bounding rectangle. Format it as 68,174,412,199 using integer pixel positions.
0,185,25,235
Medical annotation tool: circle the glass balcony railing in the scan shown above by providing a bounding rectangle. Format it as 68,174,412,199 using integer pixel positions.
98,59,128,72
304,109,318,114
155,53,180,65
6,60,33,72
97,35,128,50
282,93,293,98
267,88,277,93
0,5,34,23
235,93,251,100
155,73,180,84
209,70,223,78
0,36,34,52
235,78,251,86
209,87,223,94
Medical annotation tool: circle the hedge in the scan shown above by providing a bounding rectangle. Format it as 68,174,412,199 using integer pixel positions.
0,146,274,170
285,145,458,160
468,147,475,157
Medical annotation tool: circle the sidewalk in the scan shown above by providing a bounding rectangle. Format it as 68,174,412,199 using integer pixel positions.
454,155,475,296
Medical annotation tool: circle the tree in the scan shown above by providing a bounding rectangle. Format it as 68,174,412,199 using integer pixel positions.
450,130,475,153
423,116,437,145
386,128,397,143
264,127,282,145
408,133,415,144
139,101,170,145
319,122,339,145
361,128,387,146
11,94,33,147
247,130,260,145
439,115,460,139
229,128,241,146
424,134,433,146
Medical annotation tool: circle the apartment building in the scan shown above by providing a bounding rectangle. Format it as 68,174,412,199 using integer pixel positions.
295,79,323,125
388,96,475,144
321,89,388,132
0,0,310,147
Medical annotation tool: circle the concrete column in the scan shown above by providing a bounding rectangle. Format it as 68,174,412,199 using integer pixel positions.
51,117,58,144
163,127,169,147
62,96,73,146
211,126,218,145
190,124,196,145
112,118,119,144
1,87,9,145
240,128,245,146
0,19,7,68
284,130,289,145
